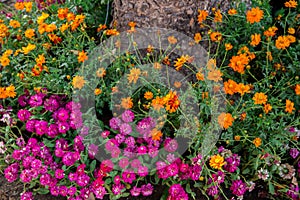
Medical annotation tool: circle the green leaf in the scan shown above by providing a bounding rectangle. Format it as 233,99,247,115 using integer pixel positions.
268,181,275,194
37,188,49,194
90,160,97,172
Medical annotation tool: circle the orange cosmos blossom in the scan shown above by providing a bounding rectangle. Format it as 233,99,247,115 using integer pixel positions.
127,68,141,84
228,54,249,74
207,69,223,82
210,32,222,42
9,20,20,28
252,92,267,105
121,97,133,109
151,128,163,141
164,91,180,113
174,55,190,71
144,91,153,100
250,33,261,46
209,154,226,170
194,33,202,43
214,9,222,22
285,99,295,113
168,36,177,44
225,43,233,51
72,75,86,89
253,137,262,147
218,113,234,129
224,79,238,95
264,103,272,114
57,8,69,20
198,10,209,23
264,26,278,37
236,83,251,96
275,36,290,49
295,84,300,95
78,51,88,63
4,85,16,98
284,0,298,8
228,9,237,15
151,96,165,111
246,7,264,24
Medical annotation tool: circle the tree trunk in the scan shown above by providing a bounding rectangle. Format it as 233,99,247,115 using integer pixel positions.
112,0,251,36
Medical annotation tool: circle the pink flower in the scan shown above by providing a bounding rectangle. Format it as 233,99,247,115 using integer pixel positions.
121,110,135,123
122,170,136,184
130,186,141,196
118,158,129,169
138,166,149,177
17,109,31,121
56,108,69,122
55,169,65,179
141,183,154,196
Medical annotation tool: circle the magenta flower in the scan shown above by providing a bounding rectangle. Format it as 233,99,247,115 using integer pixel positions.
137,146,148,155
88,144,98,159
76,174,90,187
34,120,48,136
122,170,136,184
62,152,76,166
119,157,129,169
109,117,122,130
17,109,31,121
141,183,154,196
26,119,37,132
131,159,141,169
207,185,218,197
56,108,69,122
138,166,149,177
114,175,121,184
68,186,77,196
166,163,179,177
287,184,299,200
57,121,70,134
121,110,135,122
4,163,19,182
20,169,32,183
44,96,60,112
55,169,65,179
18,94,29,107
224,154,240,173
93,185,107,199
164,138,178,152
40,174,51,186
112,184,125,195
29,94,43,107
31,159,42,169
212,170,225,184
230,180,248,197
289,148,299,159
48,124,59,138
68,172,78,182
20,191,33,200
130,186,141,196
120,123,132,135
101,130,110,138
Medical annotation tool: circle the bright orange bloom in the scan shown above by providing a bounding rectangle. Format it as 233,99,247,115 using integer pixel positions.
67,12,75,21
240,112,247,121
22,43,36,54
144,91,153,100
9,20,20,28
174,81,181,88
207,59,216,71
58,8,69,20
0,87,7,99
266,51,273,61
94,88,102,95
37,12,49,25
164,91,180,113
228,54,249,74
198,10,208,23
224,79,238,95
105,29,119,36
264,26,278,37
210,32,222,42
288,28,295,34
214,9,222,22
24,2,32,12
236,83,250,96
151,96,164,111
228,9,237,15
287,35,296,43
168,36,177,44
284,0,298,8
97,24,107,32
264,103,272,114
196,72,205,81
5,85,16,98
275,36,290,49
174,55,190,71
225,43,233,51
218,112,234,129
48,34,62,44
96,68,106,78
14,2,24,10
60,23,69,32
25,29,35,39
246,7,264,24
3,50,13,57
285,99,295,113
252,92,268,105
253,137,262,147
151,128,163,141
194,33,202,43
121,97,133,109
36,54,46,65
46,24,57,32
78,51,88,63
127,68,141,84
295,84,300,95
209,154,226,170
0,56,10,67
72,75,85,89
207,69,223,82
250,33,261,46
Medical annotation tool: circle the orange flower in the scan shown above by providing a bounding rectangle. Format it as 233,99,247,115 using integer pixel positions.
209,154,225,170
194,33,202,43
234,135,241,141
295,84,300,95
287,35,296,43
288,28,295,34
0,87,7,99
151,96,164,111
285,99,295,113
5,85,16,98
121,97,133,109
9,20,20,28
210,32,222,42
48,34,62,44
266,51,273,61
24,29,35,39
224,79,238,95
214,9,222,22
24,2,32,12
252,92,267,105
207,59,216,70
57,8,69,20
97,24,107,32
196,72,205,81
218,113,234,129
284,0,298,8
228,54,249,74
94,88,102,95
228,9,237,15
96,68,106,78
253,137,262,147
168,36,177,44
174,55,189,71
153,62,162,70
144,91,153,100
151,128,163,141
72,75,85,89
0,56,10,67
264,26,278,37
37,12,49,25
225,43,233,51
250,33,261,46
60,23,69,32
105,29,119,36
263,103,272,114
174,81,181,88
78,51,88,63
46,24,57,32
246,7,264,24
236,83,250,96
36,54,45,65
240,112,247,121
207,69,223,82
164,91,180,113
14,2,24,10
127,68,141,84
22,43,36,54
198,10,208,23
275,36,290,49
